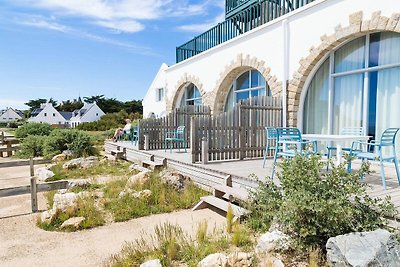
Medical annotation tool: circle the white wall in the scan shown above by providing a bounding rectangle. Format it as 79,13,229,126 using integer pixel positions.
0,108,22,122
143,63,168,118
143,0,399,115
28,103,67,125
79,103,105,123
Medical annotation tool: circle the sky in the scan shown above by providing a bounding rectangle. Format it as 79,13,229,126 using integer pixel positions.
0,0,225,110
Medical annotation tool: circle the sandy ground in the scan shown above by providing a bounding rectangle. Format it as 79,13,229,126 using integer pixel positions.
0,162,226,267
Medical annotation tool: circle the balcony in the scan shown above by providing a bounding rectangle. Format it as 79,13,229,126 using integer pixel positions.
176,0,314,63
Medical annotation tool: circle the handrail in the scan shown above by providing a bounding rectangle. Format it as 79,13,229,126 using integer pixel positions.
176,0,314,63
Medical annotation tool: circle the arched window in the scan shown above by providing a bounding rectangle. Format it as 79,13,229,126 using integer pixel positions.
224,69,270,111
179,83,202,107
303,32,400,153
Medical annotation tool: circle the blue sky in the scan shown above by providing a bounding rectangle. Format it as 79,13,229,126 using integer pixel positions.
0,0,224,110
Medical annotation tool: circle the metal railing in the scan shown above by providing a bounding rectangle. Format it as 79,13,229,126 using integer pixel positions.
176,0,314,63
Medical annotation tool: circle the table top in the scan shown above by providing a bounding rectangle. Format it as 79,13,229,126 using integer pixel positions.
302,134,370,142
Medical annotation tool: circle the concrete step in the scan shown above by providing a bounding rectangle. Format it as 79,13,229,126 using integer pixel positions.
192,195,249,219
213,184,249,202
141,158,166,170
110,149,124,159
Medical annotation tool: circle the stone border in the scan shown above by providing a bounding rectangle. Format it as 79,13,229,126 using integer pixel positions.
288,11,400,126
209,53,282,115
167,74,206,112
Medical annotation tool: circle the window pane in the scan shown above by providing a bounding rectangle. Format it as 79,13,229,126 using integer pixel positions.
236,71,250,90
224,85,234,112
194,87,201,98
251,89,259,97
303,59,329,135
187,84,195,99
333,74,364,134
236,91,249,102
251,70,264,87
375,67,400,156
370,32,400,67
334,37,365,73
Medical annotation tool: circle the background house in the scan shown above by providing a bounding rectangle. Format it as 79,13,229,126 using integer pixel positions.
0,107,24,122
69,102,105,128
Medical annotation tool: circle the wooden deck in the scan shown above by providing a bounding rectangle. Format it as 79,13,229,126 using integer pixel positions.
105,141,400,215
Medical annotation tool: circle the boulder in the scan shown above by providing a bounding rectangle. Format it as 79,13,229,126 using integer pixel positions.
80,156,99,169
60,216,85,229
40,209,56,224
52,192,80,211
36,167,55,182
132,189,152,199
127,170,151,186
197,253,228,267
62,150,73,157
63,158,84,169
67,179,91,190
227,252,253,267
140,259,162,267
255,230,290,254
160,170,188,191
52,153,66,162
129,163,149,173
326,229,400,267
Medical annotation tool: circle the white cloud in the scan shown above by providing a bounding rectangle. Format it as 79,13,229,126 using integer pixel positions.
14,15,156,55
177,13,224,33
95,20,144,33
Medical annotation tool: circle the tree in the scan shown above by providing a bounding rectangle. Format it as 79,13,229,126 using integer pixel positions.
58,99,84,112
25,98,58,111
83,95,105,104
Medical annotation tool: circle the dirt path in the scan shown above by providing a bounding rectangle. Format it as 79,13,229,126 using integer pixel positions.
0,202,225,267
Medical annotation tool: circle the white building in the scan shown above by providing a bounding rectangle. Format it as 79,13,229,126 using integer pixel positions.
143,0,400,145
29,102,105,128
0,107,24,122
69,102,105,128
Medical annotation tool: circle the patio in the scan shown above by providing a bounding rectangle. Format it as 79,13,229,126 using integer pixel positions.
106,140,400,215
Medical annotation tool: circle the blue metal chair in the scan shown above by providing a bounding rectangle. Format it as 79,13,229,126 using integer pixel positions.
165,126,187,153
271,128,317,179
263,127,278,168
118,126,138,145
326,127,364,170
131,127,138,145
349,128,400,190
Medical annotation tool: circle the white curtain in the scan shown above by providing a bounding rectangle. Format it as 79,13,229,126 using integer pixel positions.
334,37,365,73
333,74,364,134
303,59,329,134
375,32,400,156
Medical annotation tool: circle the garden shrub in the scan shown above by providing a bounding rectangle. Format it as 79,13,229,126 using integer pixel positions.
15,122,53,138
43,129,97,158
248,154,396,249
17,135,46,158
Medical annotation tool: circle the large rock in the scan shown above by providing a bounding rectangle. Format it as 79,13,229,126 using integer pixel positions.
80,156,99,169
160,170,188,191
140,259,162,267
36,167,55,182
52,192,80,211
197,253,228,267
255,230,290,254
62,157,99,169
63,158,84,169
60,216,85,229
40,209,56,224
62,150,73,158
52,153,66,162
326,229,400,267
227,252,253,267
67,179,91,190
126,170,151,186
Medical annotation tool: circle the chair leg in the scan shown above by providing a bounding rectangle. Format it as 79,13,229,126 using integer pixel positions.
379,160,387,190
326,149,331,171
271,150,278,180
394,157,400,185
347,156,352,174
164,140,167,152
170,141,172,153
184,141,187,153
263,144,269,168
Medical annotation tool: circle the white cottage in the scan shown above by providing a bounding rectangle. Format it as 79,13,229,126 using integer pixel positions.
143,0,400,145
69,102,105,128
0,107,24,122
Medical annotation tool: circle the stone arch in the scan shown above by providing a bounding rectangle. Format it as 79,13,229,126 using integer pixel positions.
288,11,400,127
210,53,282,115
167,74,206,112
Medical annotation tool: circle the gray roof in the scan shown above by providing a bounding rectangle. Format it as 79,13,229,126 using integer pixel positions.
60,112,73,120
31,108,43,117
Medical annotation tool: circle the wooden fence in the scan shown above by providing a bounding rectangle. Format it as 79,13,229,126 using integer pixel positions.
138,105,211,150
191,96,282,163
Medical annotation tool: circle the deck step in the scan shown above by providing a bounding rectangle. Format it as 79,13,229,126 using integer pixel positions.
141,158,166,170
192,195,249,219
213,184,249,202
110,149,124,159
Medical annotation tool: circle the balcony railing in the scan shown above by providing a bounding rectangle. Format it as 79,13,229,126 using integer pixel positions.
176,0,314,63
226,0,259,19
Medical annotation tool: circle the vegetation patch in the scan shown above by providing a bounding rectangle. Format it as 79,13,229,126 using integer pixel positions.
108,221,255,267
104,172,206,222
48,160,131,181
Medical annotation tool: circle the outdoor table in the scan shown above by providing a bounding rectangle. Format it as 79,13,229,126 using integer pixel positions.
302,134,370,166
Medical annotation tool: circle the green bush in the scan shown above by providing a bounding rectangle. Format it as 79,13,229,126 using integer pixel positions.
248,154,396,249
15,123,53,138
16,135,46,158
43,129,97,158
77,110,141,131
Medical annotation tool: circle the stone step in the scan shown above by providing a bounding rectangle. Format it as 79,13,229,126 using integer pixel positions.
213,184,249,202
110,149,124,159
141,158,166,170
192,195,249,219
